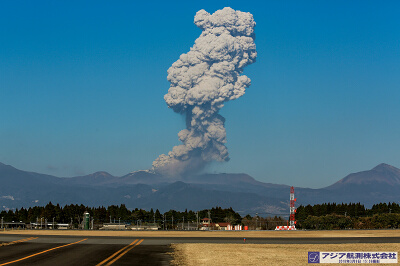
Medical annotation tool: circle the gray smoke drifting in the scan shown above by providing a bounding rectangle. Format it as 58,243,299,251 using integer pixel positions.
152,7,257,177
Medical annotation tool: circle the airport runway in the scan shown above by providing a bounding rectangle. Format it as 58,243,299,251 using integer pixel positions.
1,234,400,265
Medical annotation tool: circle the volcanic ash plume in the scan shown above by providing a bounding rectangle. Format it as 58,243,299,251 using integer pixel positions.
152,7,257,177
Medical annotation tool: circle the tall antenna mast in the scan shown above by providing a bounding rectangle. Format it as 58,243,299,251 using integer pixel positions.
289,186,296,227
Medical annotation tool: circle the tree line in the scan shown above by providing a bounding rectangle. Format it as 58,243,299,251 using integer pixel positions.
295,202,400,229
0,203,242,229
2,202,399,230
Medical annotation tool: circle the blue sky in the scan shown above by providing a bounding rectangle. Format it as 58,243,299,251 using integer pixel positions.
1,1,399,188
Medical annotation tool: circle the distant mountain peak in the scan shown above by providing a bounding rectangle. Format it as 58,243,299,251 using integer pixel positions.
90,171,114,178
63,171,116,186
327,163,400,189
0,163,28,176
372,163,400,173
0,162,14,169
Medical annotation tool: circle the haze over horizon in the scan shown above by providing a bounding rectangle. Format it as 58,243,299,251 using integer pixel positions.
1,1,400,189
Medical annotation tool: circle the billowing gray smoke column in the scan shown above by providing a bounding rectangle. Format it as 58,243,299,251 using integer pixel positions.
152,7,257,177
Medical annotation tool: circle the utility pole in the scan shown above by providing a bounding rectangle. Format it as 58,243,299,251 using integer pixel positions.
256,213,258,230
196,212,198,230
119,218,121,229
208,210,211,230
1,217,3,229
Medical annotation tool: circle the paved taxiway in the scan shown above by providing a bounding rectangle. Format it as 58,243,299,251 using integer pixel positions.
1,234,400,265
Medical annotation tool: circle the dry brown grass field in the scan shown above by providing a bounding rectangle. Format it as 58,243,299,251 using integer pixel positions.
171,243,400,266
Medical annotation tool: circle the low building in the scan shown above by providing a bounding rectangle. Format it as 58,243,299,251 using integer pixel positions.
200,218,231,230
216,222,231,230
57,223,70,230
201,218,211,225
129,224,160,230
100,223,126,230
29,222,68,229
1,222,25,229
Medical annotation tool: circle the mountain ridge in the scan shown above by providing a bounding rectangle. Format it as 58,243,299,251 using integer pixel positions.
326,163,400,188
1,162,400,212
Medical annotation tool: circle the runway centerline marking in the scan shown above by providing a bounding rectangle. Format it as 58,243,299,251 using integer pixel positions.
0,238,87,266
105,239,144,266
1,237,38,247
96,239,144,266
96,239,139,266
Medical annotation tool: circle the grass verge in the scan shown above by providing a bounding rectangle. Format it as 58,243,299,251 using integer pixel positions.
171,243,400,265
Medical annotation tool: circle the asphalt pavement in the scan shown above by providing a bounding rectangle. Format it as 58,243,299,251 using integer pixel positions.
1,234,399,265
